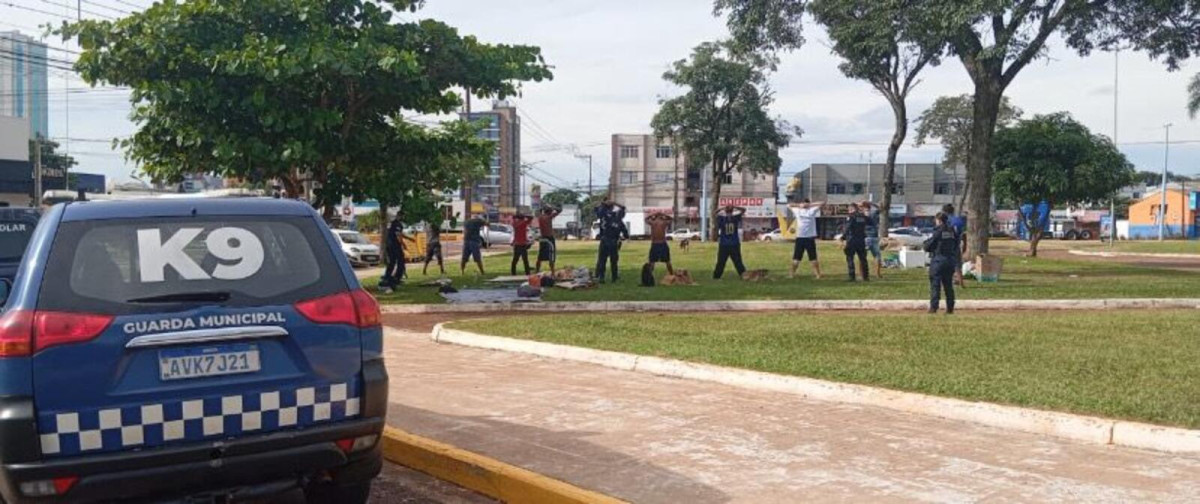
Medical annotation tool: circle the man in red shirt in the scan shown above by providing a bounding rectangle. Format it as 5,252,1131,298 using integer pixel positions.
535,205,561,274
511,211,534,275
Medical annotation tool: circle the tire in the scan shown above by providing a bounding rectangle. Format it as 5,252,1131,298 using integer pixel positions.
305,480,371,504
1080,230,1094,240
1064,230,1078,241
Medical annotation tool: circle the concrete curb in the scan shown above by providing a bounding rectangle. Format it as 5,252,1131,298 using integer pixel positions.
1069,249,1200,260
428,325,1200,455
381,425,627,504
383,298,1200,314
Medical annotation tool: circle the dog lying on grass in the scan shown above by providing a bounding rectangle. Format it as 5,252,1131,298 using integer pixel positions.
660,269,696,286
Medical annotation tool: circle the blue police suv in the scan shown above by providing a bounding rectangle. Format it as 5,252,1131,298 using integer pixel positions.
0,207,40,282
0,198,387,503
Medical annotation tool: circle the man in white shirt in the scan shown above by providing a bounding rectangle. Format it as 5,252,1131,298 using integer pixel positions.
789,198,824,279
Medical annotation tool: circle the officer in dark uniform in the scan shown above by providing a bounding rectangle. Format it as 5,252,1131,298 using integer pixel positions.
839,203,870,282
594,200,628,283
924,212,960,314
381,215,406,291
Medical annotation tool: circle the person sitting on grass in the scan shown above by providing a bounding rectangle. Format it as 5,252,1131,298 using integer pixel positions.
646,212,675,276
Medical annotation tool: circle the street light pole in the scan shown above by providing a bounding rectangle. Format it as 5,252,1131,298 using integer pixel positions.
1159,122,1172,241
1111,50,1118,247
574,154,593,197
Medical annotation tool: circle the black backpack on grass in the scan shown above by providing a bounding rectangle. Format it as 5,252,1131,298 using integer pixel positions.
640,263,655,287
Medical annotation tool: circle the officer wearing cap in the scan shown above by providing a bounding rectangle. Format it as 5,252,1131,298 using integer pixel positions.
924,212,960,314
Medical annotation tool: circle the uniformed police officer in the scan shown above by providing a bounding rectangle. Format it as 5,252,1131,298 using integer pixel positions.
839,203,871,282
924,212,960,314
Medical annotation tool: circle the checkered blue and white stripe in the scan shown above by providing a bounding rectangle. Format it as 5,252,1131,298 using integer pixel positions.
37,381,360,458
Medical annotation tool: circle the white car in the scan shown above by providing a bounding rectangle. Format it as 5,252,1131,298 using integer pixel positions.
759,229,784,242
667,228,701,241
887,227,929,248
482,223,514,248
333,229,382,267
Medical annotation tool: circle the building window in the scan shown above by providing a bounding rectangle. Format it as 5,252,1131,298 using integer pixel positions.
620,171,638,185
721,173,733,184
653,172,672,183
620,145,640,159
891,183,904,195
828,183,845,195
935,183,951,195
852,183,864,195
655,146,673,159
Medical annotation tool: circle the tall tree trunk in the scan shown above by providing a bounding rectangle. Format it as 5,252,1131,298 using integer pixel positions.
708,159,724,242
965,81,1003,257
378,203,390,256
1029,229,1042,257
880,101,907,237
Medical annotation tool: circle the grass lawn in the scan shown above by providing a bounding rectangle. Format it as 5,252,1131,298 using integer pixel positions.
453,311,1200,428
1070,241,1200,255
369,240,1200,304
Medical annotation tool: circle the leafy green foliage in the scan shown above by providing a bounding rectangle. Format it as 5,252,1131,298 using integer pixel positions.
915,94,1023,167
713,0,805,57
652,41,796,238
29,137,77,175
992,113,1134,255
59,0,552,215
540,188,581,209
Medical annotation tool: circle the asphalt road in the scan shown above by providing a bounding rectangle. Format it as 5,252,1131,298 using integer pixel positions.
370,463,495,503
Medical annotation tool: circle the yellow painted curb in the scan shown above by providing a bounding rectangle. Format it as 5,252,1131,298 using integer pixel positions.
381,426,627,504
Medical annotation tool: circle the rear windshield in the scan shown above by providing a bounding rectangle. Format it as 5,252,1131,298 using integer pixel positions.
39,216,347,314
0,220,35,262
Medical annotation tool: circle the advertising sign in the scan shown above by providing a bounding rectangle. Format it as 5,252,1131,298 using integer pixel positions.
718,197,776,218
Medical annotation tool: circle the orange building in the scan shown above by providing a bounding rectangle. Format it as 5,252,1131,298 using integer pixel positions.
1127,188,1198,239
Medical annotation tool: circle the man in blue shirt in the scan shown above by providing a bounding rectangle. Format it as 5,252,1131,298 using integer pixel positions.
594,200,627,283
862,201,884,279
713,205,748,279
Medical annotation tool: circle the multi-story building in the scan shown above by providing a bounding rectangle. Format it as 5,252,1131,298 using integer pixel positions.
0,31,49,139
461,100,520,215
609,134,779,229
789,163,967,238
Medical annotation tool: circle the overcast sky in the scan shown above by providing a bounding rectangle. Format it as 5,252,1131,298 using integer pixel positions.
6,0,1200,192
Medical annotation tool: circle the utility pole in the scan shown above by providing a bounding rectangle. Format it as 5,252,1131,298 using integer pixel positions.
672,143,680,229
701,162,710,242
33,137,43,207
1111,50,1119,247
461,88,473,219
1159,122,1172,241
574,154,593,197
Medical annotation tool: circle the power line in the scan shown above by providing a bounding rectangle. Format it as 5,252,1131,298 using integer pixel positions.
35,0,117,20
0,35,82,55
79,0,131,15
107,0,148,11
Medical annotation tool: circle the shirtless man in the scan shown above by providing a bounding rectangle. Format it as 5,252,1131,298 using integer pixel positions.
535,205,562,274
646,212,675,275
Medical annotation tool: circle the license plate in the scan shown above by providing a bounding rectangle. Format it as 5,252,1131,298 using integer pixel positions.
159,344,261,381
362,255,379,262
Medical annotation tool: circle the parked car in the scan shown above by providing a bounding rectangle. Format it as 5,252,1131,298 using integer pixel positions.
667,228,701,241
0,198,386,503
886,227,930,248
481,223,514,248
333,229,382,267
0,207,40,282
759,229,784,242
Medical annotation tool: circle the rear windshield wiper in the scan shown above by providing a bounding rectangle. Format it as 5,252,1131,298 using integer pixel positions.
127,291,232,304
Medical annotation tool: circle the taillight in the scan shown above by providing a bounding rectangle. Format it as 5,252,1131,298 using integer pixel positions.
294,289,379,328
0,310,33,357
34,312,114,352
350,289,380,327
0,310,111,357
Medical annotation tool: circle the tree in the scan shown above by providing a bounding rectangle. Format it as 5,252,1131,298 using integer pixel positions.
541,188,581,209
717,0,1200,255
914,94,1023,209
908,0,1200,256
992,113,1134,257
60,0,552,220
1134,170,1190,187
29,137,78,194
1189,73,1200,119
651,41,796,240
808,0,943,237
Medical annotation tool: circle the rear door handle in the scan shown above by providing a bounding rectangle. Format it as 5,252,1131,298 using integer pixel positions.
126,326,288,348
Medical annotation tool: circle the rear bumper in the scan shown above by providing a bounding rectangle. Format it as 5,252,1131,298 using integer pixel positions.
0,359,390,503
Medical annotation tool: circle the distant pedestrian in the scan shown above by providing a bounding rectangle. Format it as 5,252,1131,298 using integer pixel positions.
594,200,627,283
511,211,533,275
944,204,968,287
461,215,487,276
925,212,960,314
422,219,445,276
535,205,562,273
839,203,870,282
713,205,748,279
862,201,884,279
646,212,675,275
788,199,824,279
381,215,406,292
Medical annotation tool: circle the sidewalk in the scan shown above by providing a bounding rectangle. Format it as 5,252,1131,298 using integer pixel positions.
382,329,1200,503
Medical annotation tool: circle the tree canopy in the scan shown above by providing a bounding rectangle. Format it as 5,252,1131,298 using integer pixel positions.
540,188,581,209
915,95,1023,168
651,41,796,239
60,0,552,219
992,113,1134,256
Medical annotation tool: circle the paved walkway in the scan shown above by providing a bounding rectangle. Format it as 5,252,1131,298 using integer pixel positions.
383,329,1200,503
